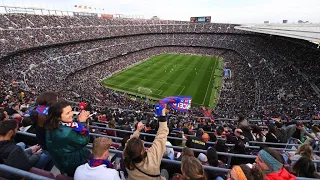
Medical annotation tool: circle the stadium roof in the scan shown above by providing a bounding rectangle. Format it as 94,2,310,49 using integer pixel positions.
235,23,320,44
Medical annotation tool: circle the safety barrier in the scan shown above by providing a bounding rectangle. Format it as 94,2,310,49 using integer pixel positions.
16,131,320,166
0,151,318,180
89,126,316,152
0,164,54,180
6,131,320,180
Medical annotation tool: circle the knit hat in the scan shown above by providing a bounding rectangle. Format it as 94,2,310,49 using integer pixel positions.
198,153,208,163
79,102,87,110
258,149,283,173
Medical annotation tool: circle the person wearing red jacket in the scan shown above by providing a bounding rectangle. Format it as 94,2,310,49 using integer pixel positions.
255,148,296,180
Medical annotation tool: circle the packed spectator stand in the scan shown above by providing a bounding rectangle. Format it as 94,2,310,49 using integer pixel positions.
1,11,320,180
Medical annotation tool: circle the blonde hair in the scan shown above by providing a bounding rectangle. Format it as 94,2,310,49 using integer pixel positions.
92,137,112,158
296,144,314,160
181,156,207,180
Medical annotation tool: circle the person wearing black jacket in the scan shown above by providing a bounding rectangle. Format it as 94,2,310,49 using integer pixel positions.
186,128,208,157
0,120,41,180
266,124,280,143
6,104,20,116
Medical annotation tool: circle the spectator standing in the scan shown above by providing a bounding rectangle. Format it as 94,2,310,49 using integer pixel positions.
30,91,58,150
123,107,169,180
285,121,315,143
45,101,91,176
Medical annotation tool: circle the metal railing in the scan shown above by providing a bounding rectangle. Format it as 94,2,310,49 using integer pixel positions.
10,131,320,179
0,164,54,180
89,126,315,151
16,131,320,166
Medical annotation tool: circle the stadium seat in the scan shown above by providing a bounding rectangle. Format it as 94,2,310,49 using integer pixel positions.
29,167,55,179
55,174,74,180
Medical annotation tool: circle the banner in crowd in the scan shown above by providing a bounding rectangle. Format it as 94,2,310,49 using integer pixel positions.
155,96,192,116
74,5,104,11
101,14,113,19
201,106,214,121
73,12,98,17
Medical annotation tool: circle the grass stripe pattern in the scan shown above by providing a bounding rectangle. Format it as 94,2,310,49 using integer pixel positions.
101,54,223,108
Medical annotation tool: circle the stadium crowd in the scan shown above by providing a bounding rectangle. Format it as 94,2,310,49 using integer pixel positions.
1,13,320,180
1,31,320,118
0,14,242,57
1,88,320,180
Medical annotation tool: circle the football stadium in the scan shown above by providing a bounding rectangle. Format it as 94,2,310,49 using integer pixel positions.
1,1,320,180
101,54,223,108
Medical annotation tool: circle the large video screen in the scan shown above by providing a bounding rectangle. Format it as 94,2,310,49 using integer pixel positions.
190,16,211,23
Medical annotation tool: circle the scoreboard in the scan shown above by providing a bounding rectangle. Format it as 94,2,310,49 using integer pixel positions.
190,16,211,23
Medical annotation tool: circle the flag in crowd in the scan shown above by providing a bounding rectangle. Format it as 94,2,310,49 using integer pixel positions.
74,5,104,10
155,96,192,116
201,106,214,121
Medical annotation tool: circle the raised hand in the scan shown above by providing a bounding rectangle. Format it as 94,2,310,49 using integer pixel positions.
137,122,145,132
78,110,90,123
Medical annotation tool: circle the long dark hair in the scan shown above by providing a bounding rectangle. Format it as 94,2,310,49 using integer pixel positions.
207,148,219,167
44,101,71,131
292,156,320,178
123,137,147,170
34,91,58,127
238,164,265,180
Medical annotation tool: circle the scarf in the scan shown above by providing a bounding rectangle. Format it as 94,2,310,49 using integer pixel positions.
36,105,50,116
59,121,89,136
89,158,113,168
155,96,192,116
233,166,247,180
259,149,283,173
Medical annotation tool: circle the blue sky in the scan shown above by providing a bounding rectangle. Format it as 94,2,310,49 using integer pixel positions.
1,0,319,23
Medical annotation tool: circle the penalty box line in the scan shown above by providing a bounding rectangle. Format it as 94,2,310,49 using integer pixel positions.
105,79,185,97
105,82,163,96
118,76,184,88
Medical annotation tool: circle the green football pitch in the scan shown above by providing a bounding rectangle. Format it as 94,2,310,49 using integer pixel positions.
101,54,223,108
